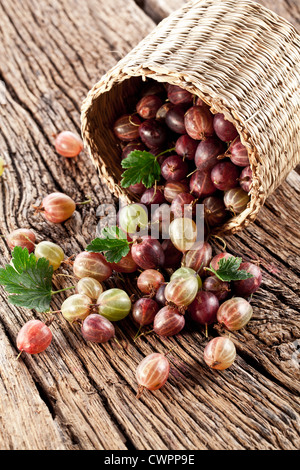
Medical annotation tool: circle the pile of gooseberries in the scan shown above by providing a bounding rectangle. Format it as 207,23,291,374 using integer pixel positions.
8,81,263,399
114,81,252,228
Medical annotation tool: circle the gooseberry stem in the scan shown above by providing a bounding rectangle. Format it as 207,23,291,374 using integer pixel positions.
155,147,176,159
136,385,145,399
16,351,23,360
51,285,75,295
134,328,154,342
76,197,92,206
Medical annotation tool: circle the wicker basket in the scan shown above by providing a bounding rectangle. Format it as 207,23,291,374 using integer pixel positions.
81,0,300,234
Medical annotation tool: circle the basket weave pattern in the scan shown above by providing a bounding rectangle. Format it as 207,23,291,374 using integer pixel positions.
81,0,300,234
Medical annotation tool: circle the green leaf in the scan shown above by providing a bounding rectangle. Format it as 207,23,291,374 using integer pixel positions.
0,247,54,312
206,256,254,282
86,226,130,264
120,150,161,189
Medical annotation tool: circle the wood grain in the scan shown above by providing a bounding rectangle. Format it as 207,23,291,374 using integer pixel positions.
0,0,299,450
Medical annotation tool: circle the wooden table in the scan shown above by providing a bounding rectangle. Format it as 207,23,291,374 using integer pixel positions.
0,0,299,450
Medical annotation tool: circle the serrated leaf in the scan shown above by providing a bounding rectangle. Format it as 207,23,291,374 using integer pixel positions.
206,256,254,282
86,226,130,264
0,247,54,312
120,150,161,189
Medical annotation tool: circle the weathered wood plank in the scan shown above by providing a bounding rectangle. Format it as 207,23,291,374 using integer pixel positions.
135,0,300,29
0,0,299,450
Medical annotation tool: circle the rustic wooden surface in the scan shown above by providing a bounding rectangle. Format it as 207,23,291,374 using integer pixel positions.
0,0,299,450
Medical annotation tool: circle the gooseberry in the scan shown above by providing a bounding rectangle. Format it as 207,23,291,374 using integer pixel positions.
211,162,239,191
239,166,252,193
136,353,170,398
175,135,198,161
131,236,165,270
7,228,36,253
213,114,238,142
184,106,214,140
165,275,199,308
17,320,52,355
170,267,202,289
169,217,197,253
188,291,219,325
76,277,103,301
203,275,230,301
97,288,131,321
161,155,188,182
165,105,187,134
39,192,76,223
183,241,213,276
153,306,185,336
203,196,228,227
35,241,64,271
54,131,83,158
61,294,91,323
138,119,168,148
73,251,112,282
170,193,197,219
217,297,253,331
203,337,236,370
118,204,148,235
121,141,146,160
168,85,193,105
137,269,165,295
228,137,249,167
132,298,159,326
164,181,189,203
233,262,262,297
81,314,115,343
114,114,141,141
110,250,138,274
190,170,216,198
195,137,225,171
136,95,163,120
223,187,250,214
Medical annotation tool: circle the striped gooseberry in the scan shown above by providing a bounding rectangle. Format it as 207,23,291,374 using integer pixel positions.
169,217,197,253
136,353,170,398
165,275,199,308
114,114,141,141
81,314,115,343
170,267,202,289
183,241,212,276
131,236,165,270
224,187,250,214
73,251,112,282
137,269,165,295
132,298,159,326
39,192,76,223
54,131,83,158
153,306,185,337
61,294,91,323
97,288,131,321
34,241,64,271
76,277,104,301
17,320,52,355
204,337,236,370
7,229,36,253
184,106,214,140
217,297,253,331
